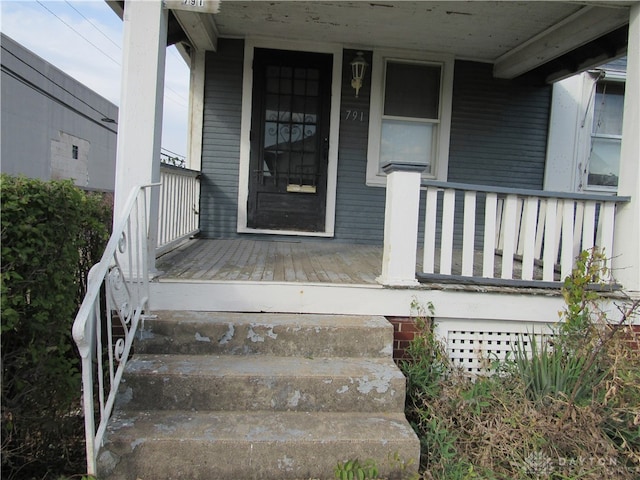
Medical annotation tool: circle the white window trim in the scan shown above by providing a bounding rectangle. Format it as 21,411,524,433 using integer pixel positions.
366,49,454,187
236,37,343,237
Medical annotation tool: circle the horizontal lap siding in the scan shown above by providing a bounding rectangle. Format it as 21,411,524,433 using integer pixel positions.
449,61,550,188
335,50,385,244
200,39,244,238
440,60,551,248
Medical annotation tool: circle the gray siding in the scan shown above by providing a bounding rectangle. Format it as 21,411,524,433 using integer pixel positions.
199,39,244,238
448,61,550,189
441,60,552,248
334,50,385,244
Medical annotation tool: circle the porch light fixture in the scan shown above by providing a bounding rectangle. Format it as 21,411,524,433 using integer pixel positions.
350,51,368,98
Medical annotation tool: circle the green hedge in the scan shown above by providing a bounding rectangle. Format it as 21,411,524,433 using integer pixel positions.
1,175,112,479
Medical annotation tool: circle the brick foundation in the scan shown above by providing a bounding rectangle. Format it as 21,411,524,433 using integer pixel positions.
387,316,421,360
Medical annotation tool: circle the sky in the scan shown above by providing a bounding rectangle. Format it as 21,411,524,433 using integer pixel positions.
1,0,190,159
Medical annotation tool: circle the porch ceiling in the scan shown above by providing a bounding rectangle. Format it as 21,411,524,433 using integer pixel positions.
109,1,632,81
192,1,632,82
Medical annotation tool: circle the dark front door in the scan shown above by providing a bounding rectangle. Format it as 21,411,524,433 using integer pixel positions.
248,48,332,231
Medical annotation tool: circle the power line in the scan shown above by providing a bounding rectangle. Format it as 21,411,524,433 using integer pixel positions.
1,45,117,124
35,0,120,66
2,64,117,135
63,0,121,50
40,1,188,105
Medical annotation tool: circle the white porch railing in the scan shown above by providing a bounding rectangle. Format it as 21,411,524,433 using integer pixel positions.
420,180,630,285
72,185,156,476
157,164,200,256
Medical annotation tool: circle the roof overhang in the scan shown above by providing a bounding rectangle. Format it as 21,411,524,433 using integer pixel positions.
108,1,633,83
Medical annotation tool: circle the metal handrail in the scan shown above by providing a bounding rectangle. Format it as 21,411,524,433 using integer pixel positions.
72,183,158,475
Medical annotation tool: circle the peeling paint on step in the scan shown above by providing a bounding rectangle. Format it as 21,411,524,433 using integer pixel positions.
278,455,295,471
195,332,211,342
218,323,235,345
136,328,155,340
247,323,278,343
336,385,349,394
287,390,302,407
115,386,133,407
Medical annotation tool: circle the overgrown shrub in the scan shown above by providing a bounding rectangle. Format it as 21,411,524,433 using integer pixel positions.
401,249,640,479
1,175,112,479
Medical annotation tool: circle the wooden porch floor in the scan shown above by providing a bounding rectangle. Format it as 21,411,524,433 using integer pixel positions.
156,239,384,284
155,238,553,286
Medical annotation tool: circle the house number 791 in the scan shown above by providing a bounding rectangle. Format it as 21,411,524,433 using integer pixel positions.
182,0,204,6
344,110,365,122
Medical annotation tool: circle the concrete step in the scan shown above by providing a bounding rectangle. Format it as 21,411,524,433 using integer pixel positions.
118,354,406,413
136,312,393,358
98,410,420,480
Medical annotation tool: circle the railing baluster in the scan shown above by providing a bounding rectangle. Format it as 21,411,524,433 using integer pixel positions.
582,201,596,252
461,190,476,276
483,193,497,278
560,199,575,279
423,186,438,274
598,201,616,261
520,196,538,280
542,198,558,282
572,201,585,260
440,189,456,275
500,195,518,279
515,197,525,257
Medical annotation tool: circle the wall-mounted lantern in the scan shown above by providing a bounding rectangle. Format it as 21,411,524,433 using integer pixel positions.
350,51,368,98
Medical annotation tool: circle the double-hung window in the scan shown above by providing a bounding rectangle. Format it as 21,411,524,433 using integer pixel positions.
586,80,625,189
367,50,453,186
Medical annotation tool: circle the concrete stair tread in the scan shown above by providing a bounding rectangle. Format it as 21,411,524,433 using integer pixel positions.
100,410,420,479
149,311,392,329
120,354,406,412
106,409,417,443
136,312,393,358
125,353,404,380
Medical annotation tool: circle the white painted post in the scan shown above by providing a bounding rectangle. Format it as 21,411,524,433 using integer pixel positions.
378,163,423,286
613,3,640,294
187,49,206,171
114,0,167,274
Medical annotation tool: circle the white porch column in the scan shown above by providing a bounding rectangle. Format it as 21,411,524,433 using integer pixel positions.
612,3,640,294
187,49,206,171
114,0,167,271
377,163,423,286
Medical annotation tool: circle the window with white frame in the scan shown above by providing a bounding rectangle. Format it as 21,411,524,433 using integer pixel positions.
586,80,625,189
366,51,453,186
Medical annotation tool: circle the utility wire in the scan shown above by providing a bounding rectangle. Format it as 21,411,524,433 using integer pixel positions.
36,0,120,66
38,1,189,106
2,64,117,134
1,45,117,123
63,0,121,50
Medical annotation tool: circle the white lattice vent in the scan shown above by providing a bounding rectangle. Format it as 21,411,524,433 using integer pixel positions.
441,321,553,375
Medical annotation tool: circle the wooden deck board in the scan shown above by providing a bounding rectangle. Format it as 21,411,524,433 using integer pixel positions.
157,239,383,285
155,238,553,285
